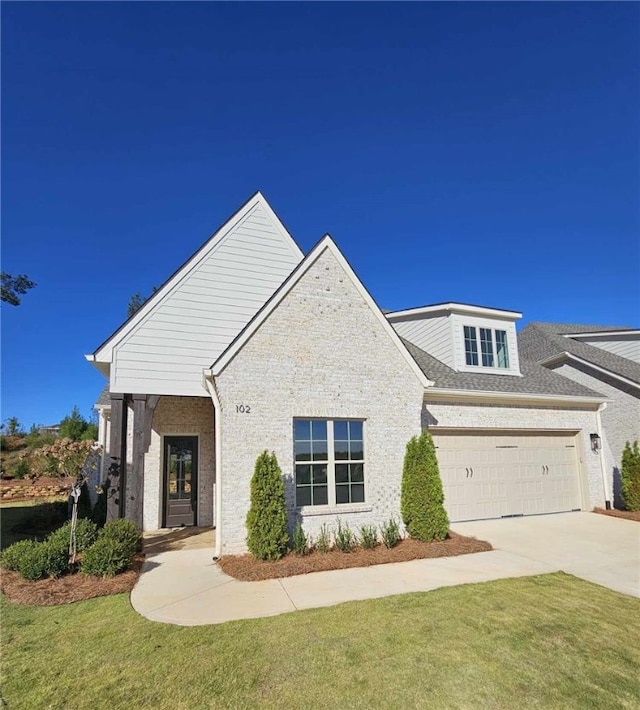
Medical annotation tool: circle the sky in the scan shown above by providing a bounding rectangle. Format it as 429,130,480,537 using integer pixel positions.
2,2,639,428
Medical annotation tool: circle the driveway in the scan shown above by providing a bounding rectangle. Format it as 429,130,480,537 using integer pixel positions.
452,511,639,598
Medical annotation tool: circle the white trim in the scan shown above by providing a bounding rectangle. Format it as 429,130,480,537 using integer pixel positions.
425,387,606,406
565,329,639,339
540,352,640,390
211,236,433,387
92,192,303,364
387,303,522,321
203,372,222,560
596,403,610,506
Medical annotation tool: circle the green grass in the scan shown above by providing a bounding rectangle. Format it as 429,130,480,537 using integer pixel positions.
2,573,639,709
1,500,66,549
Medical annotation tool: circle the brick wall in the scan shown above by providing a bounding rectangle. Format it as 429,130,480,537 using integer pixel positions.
215,248,425,554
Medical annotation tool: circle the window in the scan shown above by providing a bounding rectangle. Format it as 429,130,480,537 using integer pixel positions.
294,419,365,507
464,327,509,369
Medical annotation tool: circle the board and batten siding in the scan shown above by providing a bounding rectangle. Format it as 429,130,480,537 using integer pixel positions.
572,335,640,364
111,203,302,396
390,315,455,368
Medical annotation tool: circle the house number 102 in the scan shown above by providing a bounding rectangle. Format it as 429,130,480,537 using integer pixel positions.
236,404,251,413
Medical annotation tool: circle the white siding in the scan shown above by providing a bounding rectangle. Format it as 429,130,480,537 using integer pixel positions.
451,313,521,375
573,334,640,363
391,315,455,367
111,203,302,396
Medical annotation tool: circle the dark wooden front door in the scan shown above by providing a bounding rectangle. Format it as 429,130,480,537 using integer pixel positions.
163,436,198,527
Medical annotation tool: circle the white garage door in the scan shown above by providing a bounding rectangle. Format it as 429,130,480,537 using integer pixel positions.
432,430,583,522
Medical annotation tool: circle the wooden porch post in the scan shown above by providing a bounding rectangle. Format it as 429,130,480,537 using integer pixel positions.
129,395,160,530
107,393,128,522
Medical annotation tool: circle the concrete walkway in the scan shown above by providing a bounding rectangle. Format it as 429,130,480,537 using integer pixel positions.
131,512,639,626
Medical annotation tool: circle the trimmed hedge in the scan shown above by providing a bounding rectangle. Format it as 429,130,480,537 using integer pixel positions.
80,537,133,577
47,518,98,552
0,539,40,572
100,519,142,555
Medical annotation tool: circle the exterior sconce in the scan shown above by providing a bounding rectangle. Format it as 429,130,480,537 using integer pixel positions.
590,433,601,453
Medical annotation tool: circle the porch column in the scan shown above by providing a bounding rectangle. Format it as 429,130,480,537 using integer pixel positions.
128,395,160,530
107,393,128,522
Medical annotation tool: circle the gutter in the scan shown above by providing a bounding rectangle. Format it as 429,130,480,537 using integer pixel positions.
596,403,611,509
425,387,607,406
203,369,223,560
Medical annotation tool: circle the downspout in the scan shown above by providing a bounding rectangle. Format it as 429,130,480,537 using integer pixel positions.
596,403,611,509
203,370,223,560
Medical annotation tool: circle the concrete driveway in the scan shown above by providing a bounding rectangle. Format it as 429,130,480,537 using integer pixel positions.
452,511,639,598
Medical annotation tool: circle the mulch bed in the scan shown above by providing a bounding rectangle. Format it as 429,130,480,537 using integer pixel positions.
594,508,640,522
0,556,144,606
218,532,492,582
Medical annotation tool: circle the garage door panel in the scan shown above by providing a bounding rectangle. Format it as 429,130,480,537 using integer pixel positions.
432,431,582,522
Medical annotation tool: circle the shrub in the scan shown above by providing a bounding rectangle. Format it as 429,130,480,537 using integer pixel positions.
380,518,401,549
621,440,640,512
12,457,31,479
100,518,142,555
315,523,331,553
48,518,98,553
81,537,133,577
291,521,309,556
334,519,356,553
246,451,289,561
359,524,378,549
0,539,40,571
401,431,449,542
10,538,69,581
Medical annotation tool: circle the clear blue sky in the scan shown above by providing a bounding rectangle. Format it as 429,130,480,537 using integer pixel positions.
2,2,639,428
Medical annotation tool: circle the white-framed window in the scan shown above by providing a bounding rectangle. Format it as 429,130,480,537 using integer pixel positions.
464,326,510,369
294,419,365,507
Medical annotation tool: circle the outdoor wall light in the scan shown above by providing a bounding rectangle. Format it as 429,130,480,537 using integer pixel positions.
590,433,601,453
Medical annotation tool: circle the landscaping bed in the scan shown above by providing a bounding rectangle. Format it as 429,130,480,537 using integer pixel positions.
219,531,492,581
594,507,640,522
0,555,144,606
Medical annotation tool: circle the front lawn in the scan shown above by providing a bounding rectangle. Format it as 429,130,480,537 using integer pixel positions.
2,573,639,709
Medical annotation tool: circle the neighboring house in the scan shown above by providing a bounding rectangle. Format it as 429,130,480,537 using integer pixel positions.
519,323,640,508
88,192,612,556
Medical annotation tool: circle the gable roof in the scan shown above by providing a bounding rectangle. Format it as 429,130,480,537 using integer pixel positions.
519,322,640,386
402,337,604,400
210,235,433,388
88,191,303,364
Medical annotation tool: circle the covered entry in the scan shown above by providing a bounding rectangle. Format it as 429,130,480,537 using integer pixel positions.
432,430,583,522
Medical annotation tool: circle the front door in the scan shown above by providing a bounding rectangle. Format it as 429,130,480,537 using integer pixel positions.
163,436,198,527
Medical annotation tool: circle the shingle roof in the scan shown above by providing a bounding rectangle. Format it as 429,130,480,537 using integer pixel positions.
401,338,603,398
519,323,640,385
95,384,110,407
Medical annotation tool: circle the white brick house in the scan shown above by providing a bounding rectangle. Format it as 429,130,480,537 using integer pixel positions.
89,193,622,556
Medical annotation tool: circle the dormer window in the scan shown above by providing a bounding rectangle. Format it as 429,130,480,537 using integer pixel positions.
464,326,510,369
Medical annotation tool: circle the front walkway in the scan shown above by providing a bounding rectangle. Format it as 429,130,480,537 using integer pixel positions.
131,512,639,627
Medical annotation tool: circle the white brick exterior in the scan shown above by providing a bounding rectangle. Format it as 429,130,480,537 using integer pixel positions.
423,400,604,509
551,363,640,507
143,396,215,531
215,248,425,554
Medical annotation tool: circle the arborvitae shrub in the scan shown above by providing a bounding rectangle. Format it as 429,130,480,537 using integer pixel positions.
246,451,289,561
359,524,378,549
401,431,449,541
621,440,640,511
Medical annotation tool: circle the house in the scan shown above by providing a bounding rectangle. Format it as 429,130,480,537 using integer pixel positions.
519,323,640,508
88,192,614,557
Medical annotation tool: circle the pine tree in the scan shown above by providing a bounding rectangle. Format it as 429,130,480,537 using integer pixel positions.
246,451,289,560
401,430,449,541
621,440,640,512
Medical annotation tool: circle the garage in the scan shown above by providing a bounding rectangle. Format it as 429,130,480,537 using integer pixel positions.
432,430,583,522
